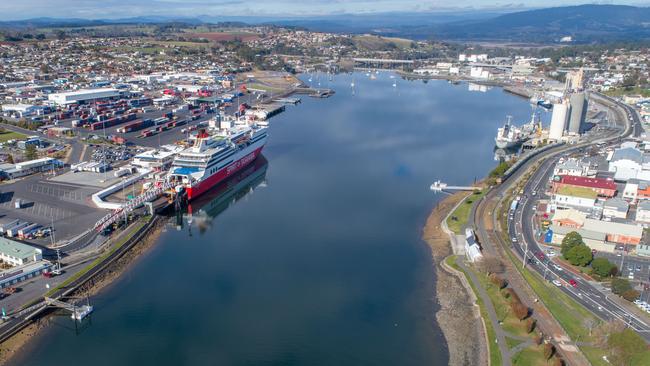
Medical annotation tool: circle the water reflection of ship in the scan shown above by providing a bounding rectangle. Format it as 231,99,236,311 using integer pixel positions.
176,156,268,234
494,147,519,163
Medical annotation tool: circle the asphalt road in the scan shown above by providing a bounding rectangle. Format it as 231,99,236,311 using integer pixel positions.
502,94,650,340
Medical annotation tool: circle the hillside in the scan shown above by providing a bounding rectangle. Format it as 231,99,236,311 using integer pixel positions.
428,5,650,43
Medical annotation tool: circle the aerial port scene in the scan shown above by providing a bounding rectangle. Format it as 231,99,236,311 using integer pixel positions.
2,1,650,366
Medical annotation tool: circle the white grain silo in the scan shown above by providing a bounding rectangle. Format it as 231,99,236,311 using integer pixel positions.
549,101,569,140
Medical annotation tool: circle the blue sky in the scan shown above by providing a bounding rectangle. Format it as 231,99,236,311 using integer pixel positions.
0,1,646,20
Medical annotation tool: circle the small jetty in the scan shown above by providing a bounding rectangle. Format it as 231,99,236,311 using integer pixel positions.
44,297,94,321
503,86,533,99
430,180,481,193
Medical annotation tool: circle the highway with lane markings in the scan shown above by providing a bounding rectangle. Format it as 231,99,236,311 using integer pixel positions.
473,92,650,344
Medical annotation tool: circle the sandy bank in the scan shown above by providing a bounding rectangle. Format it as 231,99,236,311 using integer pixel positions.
422,193,487,366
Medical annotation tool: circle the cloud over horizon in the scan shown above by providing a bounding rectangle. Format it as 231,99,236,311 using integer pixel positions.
0,0,646,20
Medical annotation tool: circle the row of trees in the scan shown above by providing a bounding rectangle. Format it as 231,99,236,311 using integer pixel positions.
486,266,564,365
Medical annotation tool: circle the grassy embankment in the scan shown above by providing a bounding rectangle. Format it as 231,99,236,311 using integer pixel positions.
445,255,503,366
446,190,485,234
44,218,149,297
470,257,553,364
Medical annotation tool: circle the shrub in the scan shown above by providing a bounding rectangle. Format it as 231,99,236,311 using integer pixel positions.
526,318,537,333
552,356,564,366
622,289,640,302
489,273,507,289
505,288,521,303
511,301,529,321
533,333,543,345
543,343,555,360
611,278,632,295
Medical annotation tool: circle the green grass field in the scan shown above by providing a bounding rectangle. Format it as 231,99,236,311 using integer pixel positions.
0,130,27,143
446,190,485,234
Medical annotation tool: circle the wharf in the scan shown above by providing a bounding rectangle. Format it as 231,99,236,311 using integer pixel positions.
274,97,301,105
503,86,533,99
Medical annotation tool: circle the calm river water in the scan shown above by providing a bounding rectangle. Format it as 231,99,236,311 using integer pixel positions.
13,73,544,366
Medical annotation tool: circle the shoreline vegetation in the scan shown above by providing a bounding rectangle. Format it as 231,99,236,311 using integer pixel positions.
422,192,487,366
0,217,168,365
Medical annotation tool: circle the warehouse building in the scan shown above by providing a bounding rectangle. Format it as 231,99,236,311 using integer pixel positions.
0,260,52,289
1,103,42,118
0,157,63,180
0,237,43,267
48,88,120,105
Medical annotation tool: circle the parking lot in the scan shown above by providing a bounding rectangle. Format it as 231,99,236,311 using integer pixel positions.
0,173,106,244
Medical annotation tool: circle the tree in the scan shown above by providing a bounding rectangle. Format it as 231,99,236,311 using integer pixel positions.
565,244,593,267
489,273,507,289
591,257,617,278
608,328,647,366
583,318,598,337
611,278,633,295
561,231,583,258
478,256,505,274
24,144,38,160
511,301,529,321
526,318,536,333
543,343,555,360
622,289,640,302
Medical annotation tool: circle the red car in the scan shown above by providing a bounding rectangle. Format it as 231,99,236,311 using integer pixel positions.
569,279,577,288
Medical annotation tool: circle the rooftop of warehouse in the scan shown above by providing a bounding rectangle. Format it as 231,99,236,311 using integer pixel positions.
0,238,42,260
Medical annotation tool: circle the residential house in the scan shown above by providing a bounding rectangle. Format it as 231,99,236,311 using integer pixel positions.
464,228,483,263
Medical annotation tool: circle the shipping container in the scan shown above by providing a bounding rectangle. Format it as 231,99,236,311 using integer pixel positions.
18,223,40,239
117,118,153,133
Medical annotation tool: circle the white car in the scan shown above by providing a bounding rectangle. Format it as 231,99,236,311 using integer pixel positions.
552,280,562,287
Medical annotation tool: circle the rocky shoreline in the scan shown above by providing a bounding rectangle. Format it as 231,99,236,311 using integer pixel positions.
422,193,487,366
0,217,167,365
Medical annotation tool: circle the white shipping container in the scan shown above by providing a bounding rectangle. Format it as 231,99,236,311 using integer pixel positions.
7,222,30,238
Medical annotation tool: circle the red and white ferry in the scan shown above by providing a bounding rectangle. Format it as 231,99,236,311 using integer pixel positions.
168,124,267,200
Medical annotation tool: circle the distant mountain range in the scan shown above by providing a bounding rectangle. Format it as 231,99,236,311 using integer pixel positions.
1,5,650,44
426,5,650,43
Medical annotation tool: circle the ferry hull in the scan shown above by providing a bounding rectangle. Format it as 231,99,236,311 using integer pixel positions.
186,146,264,200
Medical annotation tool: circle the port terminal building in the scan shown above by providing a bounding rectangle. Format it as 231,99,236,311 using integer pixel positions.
0,237,43,266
